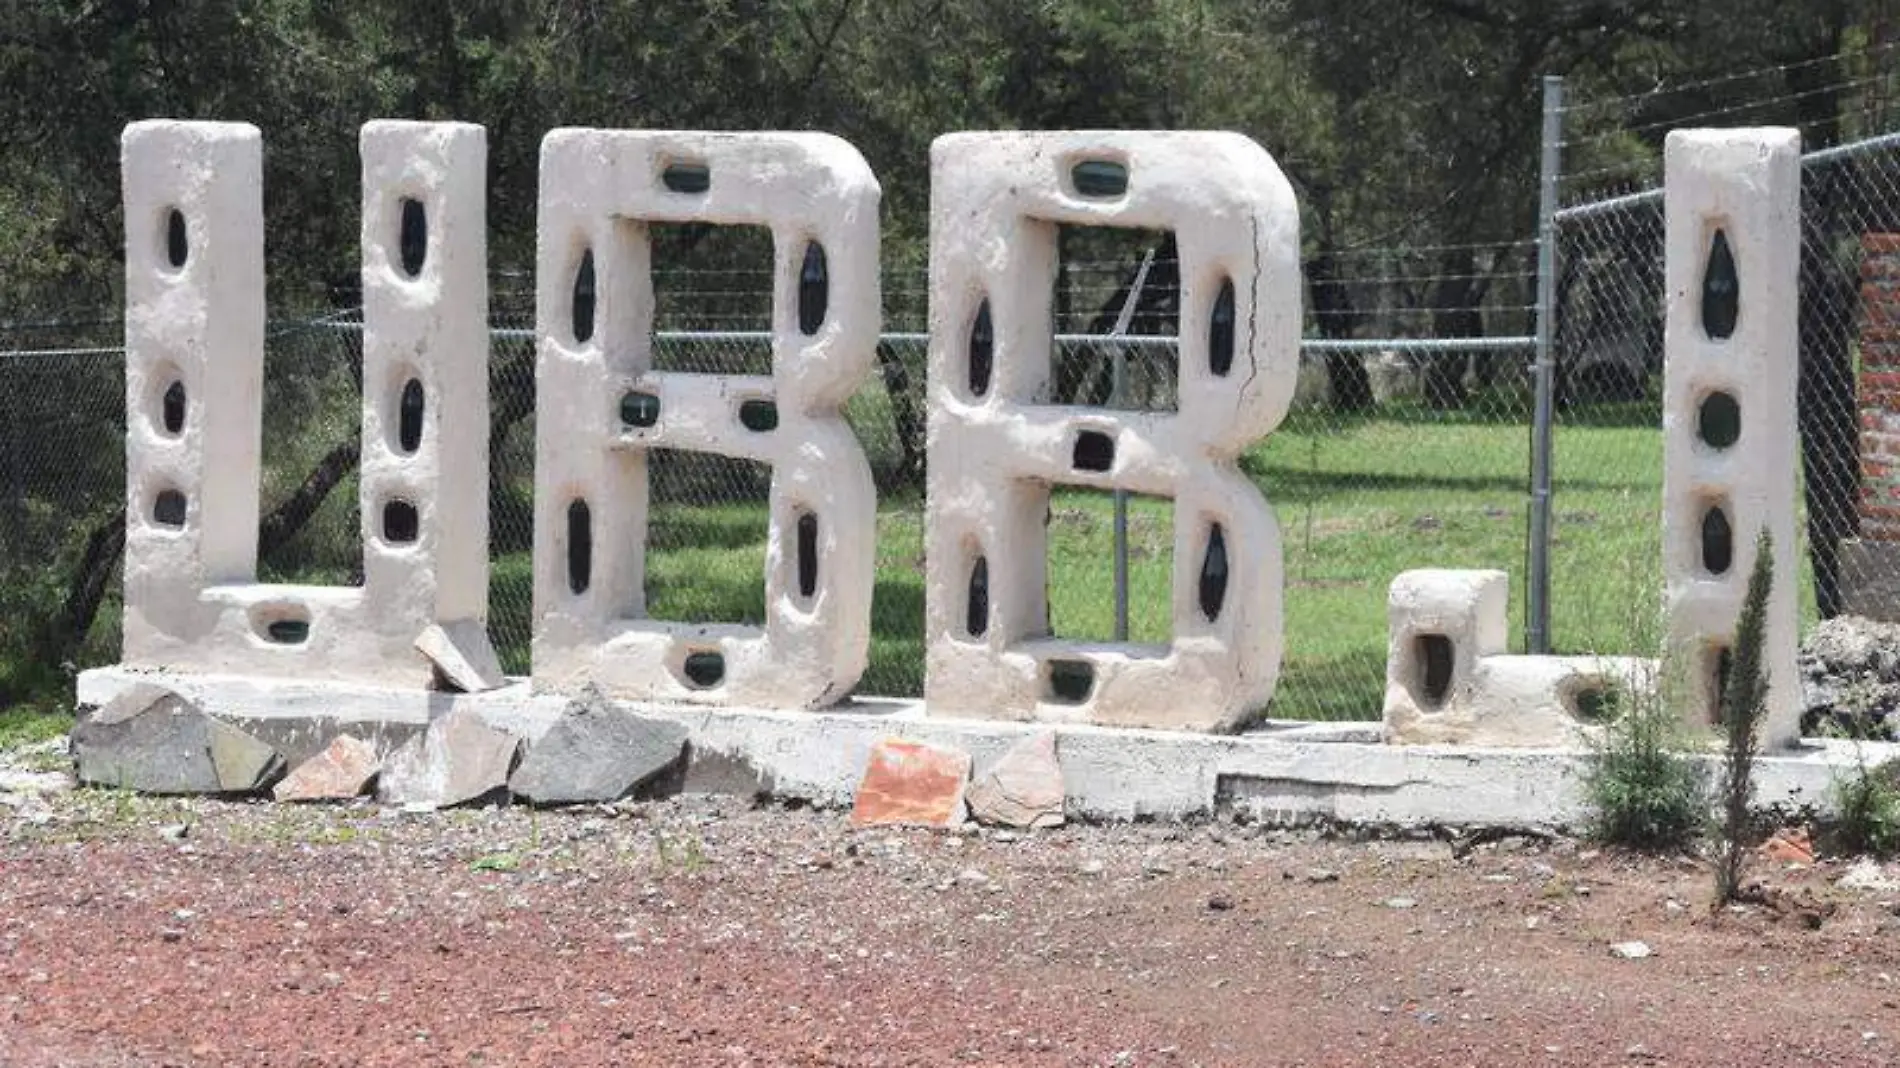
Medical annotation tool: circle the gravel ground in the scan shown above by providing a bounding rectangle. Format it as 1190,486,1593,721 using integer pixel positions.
4,741,1900,1067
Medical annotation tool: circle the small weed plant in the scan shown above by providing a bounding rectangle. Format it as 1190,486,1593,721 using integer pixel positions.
1583,667,1707,851
1830,750,1900,858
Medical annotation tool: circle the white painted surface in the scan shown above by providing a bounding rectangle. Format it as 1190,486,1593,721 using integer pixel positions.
1383,569,1654,746
923,132,1300,731
530,130,878,709
1662,128,1803,747
120,120,492,687
79,666,1885,826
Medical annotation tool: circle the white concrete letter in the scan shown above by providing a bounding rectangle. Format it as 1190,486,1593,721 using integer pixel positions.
1662,128,1802,747
529,130,879,708
121,120,496,687
923,133,1299,731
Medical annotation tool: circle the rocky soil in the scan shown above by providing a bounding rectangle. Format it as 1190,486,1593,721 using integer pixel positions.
5,738,1900,1066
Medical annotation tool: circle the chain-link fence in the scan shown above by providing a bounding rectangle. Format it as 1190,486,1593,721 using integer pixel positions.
1549,53,1900,737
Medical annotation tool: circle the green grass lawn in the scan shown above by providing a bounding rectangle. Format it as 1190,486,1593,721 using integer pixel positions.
480,403,1680,721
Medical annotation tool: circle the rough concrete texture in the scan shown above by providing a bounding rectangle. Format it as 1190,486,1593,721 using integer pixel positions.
272,734,382,802
119,120,493,689
1661,128,1803,747
965,730,1065,828
530,130,878,710
73,692,283,794
78,666,1900,826
378,706,519,808
1382,569,1654,746
851,738,970,827
924,131,1299,731
508,691,689,805
1799,614,1900,739
415,621,505,693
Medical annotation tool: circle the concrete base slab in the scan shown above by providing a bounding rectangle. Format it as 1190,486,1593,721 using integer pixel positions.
77,666,1900,827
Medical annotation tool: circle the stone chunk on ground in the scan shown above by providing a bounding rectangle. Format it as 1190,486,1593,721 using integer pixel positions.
509,693,689,805
378,707,520,808
72,691,283,795
851,738,970,827
966,731,1065,829
274,735,382,802
414,621,507,693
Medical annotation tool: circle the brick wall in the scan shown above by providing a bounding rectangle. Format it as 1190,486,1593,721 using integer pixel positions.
1860,233,1900,540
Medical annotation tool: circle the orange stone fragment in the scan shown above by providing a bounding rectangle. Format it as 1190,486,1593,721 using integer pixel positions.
850,738,971,827
1758,827,1815,866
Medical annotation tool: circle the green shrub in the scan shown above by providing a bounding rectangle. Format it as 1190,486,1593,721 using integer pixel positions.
1584,668,1708,851
1714,529,1774,904
1830,754,1900,858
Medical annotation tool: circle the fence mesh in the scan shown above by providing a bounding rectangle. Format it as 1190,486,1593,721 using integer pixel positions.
0,257,1541,721
1552,63,1900,738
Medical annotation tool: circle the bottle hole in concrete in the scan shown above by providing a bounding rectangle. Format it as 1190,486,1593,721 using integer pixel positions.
571,247,596,343
1199,522,1229,622
1209,276,1236,377
161,380,186,435
797,241,828,336
398,378,425,453
1697,390,1740,449
1072,430,1115,473
796,512,819,598
1572,684,1616,723
738,398,778,432
398,197,427,277
682,650,725,688
1046,659,1095,703
382,499,419,544
1416,633,1454,708
966,554,989,637
662,161,711,194
153,489,187,528
1701,503,1733,575
264,618,309,645
566,499,592,595
1701,228,1739,341
1071,159,1128,198
621,390,661,428
165,209,188,269
968,298,993,397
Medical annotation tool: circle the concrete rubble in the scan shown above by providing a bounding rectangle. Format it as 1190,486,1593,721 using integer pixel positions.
965,731,1065,829
378,707,519,808
273,734,382,802
851,738,970,827
71,688,283,795
509,691,689,805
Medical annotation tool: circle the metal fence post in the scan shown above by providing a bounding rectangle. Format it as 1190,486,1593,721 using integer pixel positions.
1108,250,1155,643
1526,74,1564,654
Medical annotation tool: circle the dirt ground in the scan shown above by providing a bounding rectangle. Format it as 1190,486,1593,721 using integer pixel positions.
4,760,1900,1067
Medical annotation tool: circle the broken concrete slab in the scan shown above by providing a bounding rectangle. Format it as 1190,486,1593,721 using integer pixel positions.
966,730,1065,829
415,620,506,693
273,735,382,802
851,738,970,827
378,707,519,808
72,693,283,794
509,692,689,805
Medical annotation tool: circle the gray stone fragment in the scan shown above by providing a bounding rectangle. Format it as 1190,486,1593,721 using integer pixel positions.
274,735,382,802
414,620,506,693
966,731,1065,829
510,692,689,805
378,707,520,808
72,693,283,794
